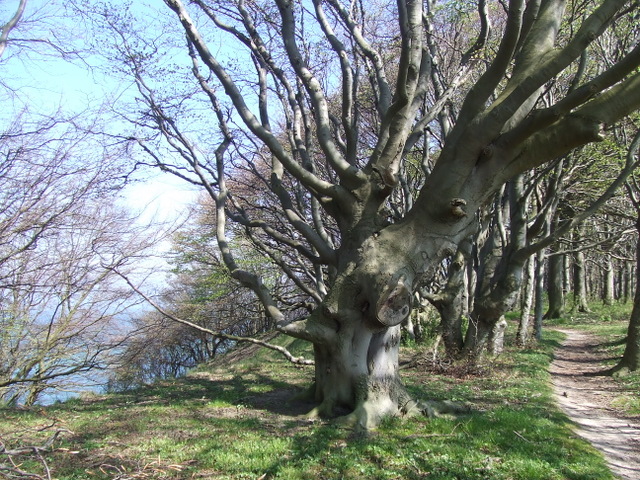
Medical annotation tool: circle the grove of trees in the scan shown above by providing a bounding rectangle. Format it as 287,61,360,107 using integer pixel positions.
0,1,163,405
84,0,640,429
2,0,640,432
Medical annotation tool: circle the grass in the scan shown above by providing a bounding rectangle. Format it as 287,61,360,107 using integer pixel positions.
0,314,631,479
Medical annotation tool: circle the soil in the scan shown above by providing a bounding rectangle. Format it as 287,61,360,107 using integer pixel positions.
550,328,640,480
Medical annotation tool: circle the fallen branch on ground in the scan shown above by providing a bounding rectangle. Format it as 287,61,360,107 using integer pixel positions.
0,428,71,480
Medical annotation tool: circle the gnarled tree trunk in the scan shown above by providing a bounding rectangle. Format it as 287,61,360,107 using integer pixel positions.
284,218,468,428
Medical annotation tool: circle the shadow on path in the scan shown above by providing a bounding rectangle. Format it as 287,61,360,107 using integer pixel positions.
550,328,640,480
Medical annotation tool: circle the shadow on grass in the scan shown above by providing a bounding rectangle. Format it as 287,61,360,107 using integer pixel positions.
0,327,617,480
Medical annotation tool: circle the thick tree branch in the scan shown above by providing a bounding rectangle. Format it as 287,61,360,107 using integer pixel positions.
326,0,392,116
312,0,358,165
482,0,628,137
452,0,525,135
275,0,365,188
365,0,427,184
163,0,344,200
498,42,640,149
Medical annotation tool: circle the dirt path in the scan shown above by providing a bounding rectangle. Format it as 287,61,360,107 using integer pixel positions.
550,328,640,480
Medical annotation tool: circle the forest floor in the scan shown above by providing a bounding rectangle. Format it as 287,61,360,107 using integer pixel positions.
1,326,630,479
550,328,640,480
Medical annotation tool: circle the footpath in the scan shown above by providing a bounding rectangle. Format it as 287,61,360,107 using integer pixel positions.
550,329,640,480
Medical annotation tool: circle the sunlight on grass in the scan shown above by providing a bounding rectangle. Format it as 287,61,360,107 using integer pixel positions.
1,314,630,480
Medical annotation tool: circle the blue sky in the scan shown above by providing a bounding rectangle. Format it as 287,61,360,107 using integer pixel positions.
2,0,199,221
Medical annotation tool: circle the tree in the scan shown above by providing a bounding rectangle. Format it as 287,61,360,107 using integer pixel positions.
93,0,640,428
0,113,158,405
611,129,640,373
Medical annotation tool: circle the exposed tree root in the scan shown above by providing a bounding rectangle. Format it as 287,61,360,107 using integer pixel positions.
303,392,472,431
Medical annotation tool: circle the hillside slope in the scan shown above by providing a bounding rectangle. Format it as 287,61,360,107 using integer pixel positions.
0,330,615,479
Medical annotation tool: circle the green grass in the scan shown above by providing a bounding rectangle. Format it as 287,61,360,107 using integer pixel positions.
0,319,626,480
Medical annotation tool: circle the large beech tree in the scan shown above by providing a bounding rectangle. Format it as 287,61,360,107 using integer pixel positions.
106,0,640,428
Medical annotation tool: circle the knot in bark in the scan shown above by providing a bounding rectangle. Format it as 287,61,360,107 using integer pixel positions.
450,198,467,218
376,275,412,327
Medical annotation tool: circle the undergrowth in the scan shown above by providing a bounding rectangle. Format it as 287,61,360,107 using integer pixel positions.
1,311,630,480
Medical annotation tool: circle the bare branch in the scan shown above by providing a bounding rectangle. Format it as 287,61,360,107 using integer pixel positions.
114,269,315,366
163,0,348,200
0,0,27,59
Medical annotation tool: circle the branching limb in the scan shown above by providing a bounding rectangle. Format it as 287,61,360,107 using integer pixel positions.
370,0,426,179
452,0,525,134
0,0,27,59
482,0,631,136
460,0,491,65
113,269,315,366
325,0,392,116
275,0,364,188
163,0,344,199
312,0,357,165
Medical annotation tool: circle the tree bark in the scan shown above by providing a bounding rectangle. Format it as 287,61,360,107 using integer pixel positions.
516,256,535,346
426,240,472,358
546,252,565,319
489,316,508,355
623,262,633,304
573,248,591,312
603,257,615,306
534,251,545,341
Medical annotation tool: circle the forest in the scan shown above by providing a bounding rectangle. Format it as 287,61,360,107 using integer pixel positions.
1,0,640,478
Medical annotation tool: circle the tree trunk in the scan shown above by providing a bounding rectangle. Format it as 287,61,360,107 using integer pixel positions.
427,240,471,358
463,306,507,360
24,383,45,407
489,316,508,355
308,324,417,427
516,256,535,346
463,178,528,360
617,299,640,372
402,315,416,342
534,251,545,341
546,252,565,319
573,249,590,312
282,217,468,429
613,219,640,373
623,262,633,304
603,257,615,306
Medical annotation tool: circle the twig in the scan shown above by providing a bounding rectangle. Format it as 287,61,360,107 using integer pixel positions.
0,428,71,480
0,429,70,456
513,430,532,443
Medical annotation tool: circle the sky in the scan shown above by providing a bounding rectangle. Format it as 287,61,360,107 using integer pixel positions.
1,0,218,404
1,0,199,223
